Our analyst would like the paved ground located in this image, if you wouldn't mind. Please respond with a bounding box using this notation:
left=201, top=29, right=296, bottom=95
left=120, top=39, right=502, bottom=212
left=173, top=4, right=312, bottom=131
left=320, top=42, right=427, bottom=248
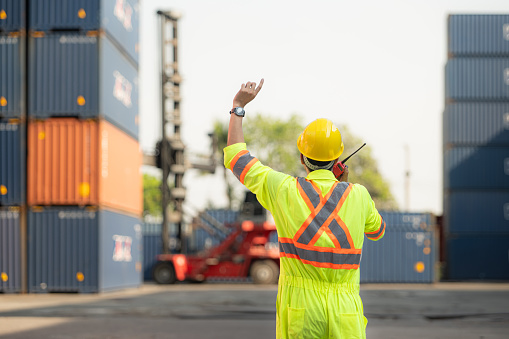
left=0, top=282, right=508, bottom=338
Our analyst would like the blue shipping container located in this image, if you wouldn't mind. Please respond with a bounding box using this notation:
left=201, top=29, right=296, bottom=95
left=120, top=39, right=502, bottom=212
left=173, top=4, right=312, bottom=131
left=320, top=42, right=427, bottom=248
left=28, top=207, right=142, bottom=293
left=446, top=234, right=509, bottom=280
left=443, top=103, right=509, bottom=146
left=0, top=0, right=25, bottom=32
left=0, top=33, right=24, bottom=118
left=0, top=119, right=25, bottom=205
left=360, top=212, right=436, bottom=283
left=444, top=147, right=509, bottom=189
left=448, top=15, right=509, bottom=57
left=445, top=58, right=509, bottom=101
left=28, top=0, right=139, bottom=64
left=29, top=32, right=139, bottom=139
left=142, top=221, right=162, bottom=281
left=445, top=191, right=509, bottom=234
left=0, top=207, right=21, bottom=293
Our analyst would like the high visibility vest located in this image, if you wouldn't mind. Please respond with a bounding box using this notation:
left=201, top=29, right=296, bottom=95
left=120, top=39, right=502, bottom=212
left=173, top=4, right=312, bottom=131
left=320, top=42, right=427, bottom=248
left=278, top=177, right=364, bottom=270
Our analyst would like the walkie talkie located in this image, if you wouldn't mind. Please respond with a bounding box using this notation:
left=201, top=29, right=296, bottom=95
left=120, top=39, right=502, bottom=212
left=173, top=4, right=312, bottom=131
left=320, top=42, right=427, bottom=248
left=333, top=143, right=366, bottom=179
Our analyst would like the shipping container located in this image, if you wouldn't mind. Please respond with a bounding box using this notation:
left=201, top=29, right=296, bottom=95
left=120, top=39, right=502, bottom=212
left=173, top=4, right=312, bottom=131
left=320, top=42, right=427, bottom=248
left=28, top=206, right=142, bottom=293
left=0, top=32, right=25, bottom=119
left=28, top=32, right=139, bottom=139
left=448, top=15, right=509, bottom=57
left=0, top=0, right=25, bottom=32
left=27, top=118, right=142, bottom=216
left=444, top=147, right=509, bottom=189
left=360, top=212, right=436, bottom=283
left=446, top=234, right=509, bottom=280
left=0, top=206, right=21, bottom=292
left=0, top=119, right=25, bottom=205
left=28, top=0, right=138, bottom=64
left=142, top=220, right=162, bottom=281
left=445, top=58, right=509, bottom=101
left=443, top=103, right=509, bottom=146
left=444, top=191, right=509, bottom=234
left=188, top=209, right=240, bottom=253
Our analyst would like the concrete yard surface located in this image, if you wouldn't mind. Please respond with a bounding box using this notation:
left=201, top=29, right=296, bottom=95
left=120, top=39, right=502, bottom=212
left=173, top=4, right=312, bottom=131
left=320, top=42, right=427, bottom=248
left=0, top=283, right=508, bottom=338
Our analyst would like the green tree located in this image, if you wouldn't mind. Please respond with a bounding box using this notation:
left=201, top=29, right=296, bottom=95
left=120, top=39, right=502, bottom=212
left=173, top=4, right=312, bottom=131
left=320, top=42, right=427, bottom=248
left=143, top=174, right=162, bottom=216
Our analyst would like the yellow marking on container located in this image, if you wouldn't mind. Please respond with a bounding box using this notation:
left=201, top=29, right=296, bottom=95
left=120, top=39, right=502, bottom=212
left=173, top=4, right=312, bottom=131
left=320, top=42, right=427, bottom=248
left=0, top=185, right=7, bottom=195
left=424, top=239, right=431, bottom=247
left=32, top=31, right=45, bottom=38
left=0, top=96, right=7, bottom=106
left=1, top=272, right=7, bottom=282
left=38, top=131, right=45, bottom=140
left=0, top=10, right=6, bottom=20
left=135, top=262, right=142, bottom=272
left=423, top=247, right=431, bottom=255
left=76, top=272, right=85, bottom=282
left=78, top=182, right=90, bottom=197
left=77, top=95, right=86, bottom=106
left=78, top=8, right=86, bottom=19
left=414, top=261, right=425, bottom=273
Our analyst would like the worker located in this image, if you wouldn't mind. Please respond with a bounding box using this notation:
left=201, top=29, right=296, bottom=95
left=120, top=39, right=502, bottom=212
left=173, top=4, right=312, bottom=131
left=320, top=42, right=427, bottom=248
left=224, top=79, right=386, bottom=338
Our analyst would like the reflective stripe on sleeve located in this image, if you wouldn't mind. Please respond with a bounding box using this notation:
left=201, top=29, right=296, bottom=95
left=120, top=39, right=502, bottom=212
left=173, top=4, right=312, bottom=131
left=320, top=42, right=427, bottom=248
left=365, top=215, right=386, bottom=240
left=230, top=150, right=258, bottom=184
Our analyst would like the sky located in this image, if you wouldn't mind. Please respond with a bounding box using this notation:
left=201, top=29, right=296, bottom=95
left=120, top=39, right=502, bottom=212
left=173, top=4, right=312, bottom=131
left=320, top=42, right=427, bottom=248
left=138, top=0, right=509, bottom=216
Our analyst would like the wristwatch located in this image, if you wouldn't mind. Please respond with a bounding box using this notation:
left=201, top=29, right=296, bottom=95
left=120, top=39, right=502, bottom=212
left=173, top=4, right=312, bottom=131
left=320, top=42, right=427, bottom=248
left=230, top=107, right=245, bottom=117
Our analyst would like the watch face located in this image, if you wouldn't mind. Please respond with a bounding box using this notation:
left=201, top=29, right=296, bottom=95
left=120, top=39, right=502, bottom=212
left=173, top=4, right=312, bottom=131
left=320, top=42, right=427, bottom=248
left=234, top=107, right=245, bottom=116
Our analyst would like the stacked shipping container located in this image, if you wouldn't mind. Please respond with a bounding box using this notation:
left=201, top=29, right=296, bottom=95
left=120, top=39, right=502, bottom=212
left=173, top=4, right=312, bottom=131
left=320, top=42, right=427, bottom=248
left=0, top=0, right=142, bottom=293
left=444, top=15, right=509, bottom=280
left=0, top=0, right=25, bottom=293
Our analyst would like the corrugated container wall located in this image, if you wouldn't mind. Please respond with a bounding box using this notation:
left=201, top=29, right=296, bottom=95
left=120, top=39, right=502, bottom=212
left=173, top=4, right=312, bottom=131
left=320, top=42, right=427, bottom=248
left=28, top=0, right=139, bottom=64
left=0, top=33, right=25, bottom=119
left=446, top=235, right=509, bottom=280
left=29, top=32, right=139, bottom=139
left=444, top=191, right=509, bottom=234
left=448, top=15, right=509, bottom=57
left=27, top=118, right=142, bottom=216
left=443, top=103, right=509, bottom=146
left=360, top=212, right=436, bottom=283
left=0, top=119, right=25, bottom=205
left=0, top=207, right=21, bottom=292
left=142, top=221, right=163, bottom=281
left=444, top=147, right=509, bottom=189
left=28, top=206, right=142, bottom=293
left=0, top=0, right=25, bottom=32
left=445, top=58, right=509, bottom=101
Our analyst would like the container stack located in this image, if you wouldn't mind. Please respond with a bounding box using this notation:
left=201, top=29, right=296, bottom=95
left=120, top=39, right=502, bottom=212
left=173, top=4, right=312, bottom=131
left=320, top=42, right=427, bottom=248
left=25, top=0, right=142, bottom=292
left=0, top=0, right=26, bottom=293
left=444, top=14, right=509, bottom=280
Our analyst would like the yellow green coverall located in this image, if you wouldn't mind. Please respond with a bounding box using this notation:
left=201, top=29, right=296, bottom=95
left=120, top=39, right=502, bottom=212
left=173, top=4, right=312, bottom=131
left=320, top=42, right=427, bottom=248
left=225, top=143, right=386, bottom=339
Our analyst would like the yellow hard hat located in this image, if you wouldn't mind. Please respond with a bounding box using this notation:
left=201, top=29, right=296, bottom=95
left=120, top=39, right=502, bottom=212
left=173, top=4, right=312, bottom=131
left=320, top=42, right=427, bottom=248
left=297, top=119, right=344, bottom=161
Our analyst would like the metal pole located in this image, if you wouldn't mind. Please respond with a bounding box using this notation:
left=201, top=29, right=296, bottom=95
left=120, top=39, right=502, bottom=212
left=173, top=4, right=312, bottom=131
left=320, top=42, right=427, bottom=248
left=159, top=14, right=170, bottom=255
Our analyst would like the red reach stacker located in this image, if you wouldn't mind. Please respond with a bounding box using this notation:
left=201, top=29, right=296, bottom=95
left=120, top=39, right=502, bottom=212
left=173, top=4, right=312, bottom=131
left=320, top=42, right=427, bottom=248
left=152, top=219, right=280, bottom=285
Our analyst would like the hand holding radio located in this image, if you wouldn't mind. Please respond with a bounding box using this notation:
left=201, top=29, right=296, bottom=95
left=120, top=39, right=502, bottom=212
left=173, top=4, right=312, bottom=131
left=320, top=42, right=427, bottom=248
left=333, top=143, right=366, bottom=181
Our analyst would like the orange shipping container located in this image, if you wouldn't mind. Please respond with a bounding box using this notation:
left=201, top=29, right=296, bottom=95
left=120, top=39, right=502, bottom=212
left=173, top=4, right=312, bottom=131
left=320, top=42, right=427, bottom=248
left=28, top=118, right=142, bottom=216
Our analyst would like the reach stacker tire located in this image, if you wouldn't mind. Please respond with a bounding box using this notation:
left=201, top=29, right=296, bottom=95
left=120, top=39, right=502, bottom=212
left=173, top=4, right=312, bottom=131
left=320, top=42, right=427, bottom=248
left=153, top=262, right=176, bottom=284
left=250, top=260, right=279, bottom=284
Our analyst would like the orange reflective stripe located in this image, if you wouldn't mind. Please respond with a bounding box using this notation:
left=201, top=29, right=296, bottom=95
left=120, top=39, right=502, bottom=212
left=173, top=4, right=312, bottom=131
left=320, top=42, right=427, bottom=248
left=230, top=150, right=248, bottom=171
left=366, top=216, right=386, bottom=240
left=231, top=150, right=259, bottom=184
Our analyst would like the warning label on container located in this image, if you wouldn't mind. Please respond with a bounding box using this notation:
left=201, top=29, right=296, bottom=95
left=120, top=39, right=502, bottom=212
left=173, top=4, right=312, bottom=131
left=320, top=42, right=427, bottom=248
left=112, top=235, right=133, bottom=262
